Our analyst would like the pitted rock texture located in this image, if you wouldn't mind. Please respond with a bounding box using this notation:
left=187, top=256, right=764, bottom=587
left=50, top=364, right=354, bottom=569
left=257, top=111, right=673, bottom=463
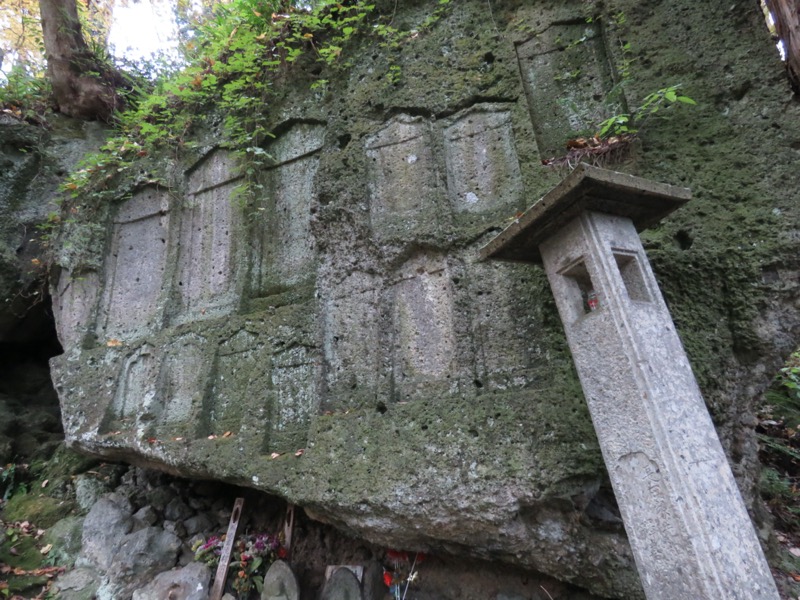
left=48, top=0, right=800, bottom=598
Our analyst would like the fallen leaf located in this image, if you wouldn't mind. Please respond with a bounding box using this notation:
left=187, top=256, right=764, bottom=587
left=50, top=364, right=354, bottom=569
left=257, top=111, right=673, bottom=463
left=40, top=544, right=52, bottom=555
left=294, top=449, right=304, bottom=457
left=173, top=437, right=184, bottom=442
left=147, top=438, right=157, bottom=444
left=790, top=547, right=800, bottom=557
left=222, top=431, right=232, bottom=438
left=41, top=479, right=48, bottom=488
left=270, top=452, right=281, bottom=459
left=31, top=258, right=41, bottom=266
left=208, top=434, right=217, bottom=440
left=106, top=338, right=123, bottom=347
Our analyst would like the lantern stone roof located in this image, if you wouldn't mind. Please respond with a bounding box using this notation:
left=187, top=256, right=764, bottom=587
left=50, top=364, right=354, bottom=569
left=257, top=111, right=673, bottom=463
left=479, top=163, right=691, bottom=264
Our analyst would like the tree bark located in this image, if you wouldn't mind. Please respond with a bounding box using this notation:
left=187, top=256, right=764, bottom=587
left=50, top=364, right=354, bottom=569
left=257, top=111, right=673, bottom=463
left=38, top=0, right=125, bottom=120
left=767, top=0, right=800, bottom=93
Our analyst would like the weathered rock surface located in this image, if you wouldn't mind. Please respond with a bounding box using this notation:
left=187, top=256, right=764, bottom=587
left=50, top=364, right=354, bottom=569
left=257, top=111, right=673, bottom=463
left=131, top=562, right=212, bottom=600
left=43, top=0, right=800, bottom=598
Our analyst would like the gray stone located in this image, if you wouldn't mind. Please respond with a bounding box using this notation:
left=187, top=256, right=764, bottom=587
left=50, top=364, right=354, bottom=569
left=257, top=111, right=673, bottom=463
left=485, top=165, right=779, bottom=599
left=321, top=271, right=383, bottom=403
left=75, top=474, right=113, bottom=512
left=133, top=505, right=159, bottom=527
left=516, top=20, right=623, bottom=158
left=157, top=334, right=208, bottom=428
left=131, top=562, right=212, bottom=600
left=175, top=151, right=243, bottom=324
left=52, top=269, right=100, bottom=350
left=105, top=527, right=182, bottom=597
left=251, top=122, right=325, bottom=290
left=78, top=496, right=134, bottom=571
left=163, top=519, right=187, bottom=538
left=391, top=252, right=456, bottom=400
left=51, top=567, right=101, bottom=600
left=183, top=513, right=213, bottom=536
left=321, top=567, right=362, bottom=600
left=43, top=516, right=85, bottom=568
left=261, top=559, right=299, bottom=600
left=164, top=497, right=193, bottom=521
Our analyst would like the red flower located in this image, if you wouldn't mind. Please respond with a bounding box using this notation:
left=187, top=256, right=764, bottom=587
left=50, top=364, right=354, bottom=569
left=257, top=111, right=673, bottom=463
left=383, top=571, right=393, bottom=587
left=277, top=546, right=288, bottom=559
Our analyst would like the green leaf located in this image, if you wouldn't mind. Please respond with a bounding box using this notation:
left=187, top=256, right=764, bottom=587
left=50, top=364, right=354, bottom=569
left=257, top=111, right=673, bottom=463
left=664, top=89, right=678, bottom=102
left=676, top=95, right=697, bottom=105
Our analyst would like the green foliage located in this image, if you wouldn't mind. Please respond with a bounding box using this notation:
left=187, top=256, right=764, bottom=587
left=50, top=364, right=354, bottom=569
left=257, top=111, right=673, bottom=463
left=53, top=0, right=453, bottom=248
left=758, top=351, right=800, bottom=533
left=1, top=464, right=27, bottom=504
left=0, top=65, right=51, bottom=122
left=596, top=84, right=696, bottom=139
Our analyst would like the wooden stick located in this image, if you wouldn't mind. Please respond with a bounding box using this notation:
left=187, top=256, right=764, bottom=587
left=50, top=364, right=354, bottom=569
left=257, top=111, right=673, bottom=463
left=209, top=497, right=244, bottom=600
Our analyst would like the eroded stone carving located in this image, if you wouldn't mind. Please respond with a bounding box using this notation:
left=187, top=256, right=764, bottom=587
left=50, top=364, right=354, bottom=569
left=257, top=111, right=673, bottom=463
left=53, top=269, right=100, bottom=349
left=516, top=21, right=623, bottom=158
left=365, top=115, right=442, bottom=240
left=176, top=151, right=243, bottom=323
left=158, top=334, right=208, bottom=427
left=391, top=253, right=455, bottom=400
left=106, top=344, right=159, bottom=433
left=251, top=122, right=325, bottom=292
left=322, top=271, right=383, bottom=405
left=268, top=345, right=318, bottom=452
left=442, top=104, right=523, bottom=214
left=207, top=330, right=264, bottom=438
left=95, top=187, right=170, bottom=341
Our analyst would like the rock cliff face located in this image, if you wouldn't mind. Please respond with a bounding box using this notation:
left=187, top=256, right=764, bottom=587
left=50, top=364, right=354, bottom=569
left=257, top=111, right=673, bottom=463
left=36, top=0, right=800, bottom=598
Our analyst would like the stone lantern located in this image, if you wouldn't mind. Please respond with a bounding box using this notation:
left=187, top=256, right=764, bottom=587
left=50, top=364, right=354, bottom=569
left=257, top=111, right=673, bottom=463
left=480, top=164, right=778, bottom=600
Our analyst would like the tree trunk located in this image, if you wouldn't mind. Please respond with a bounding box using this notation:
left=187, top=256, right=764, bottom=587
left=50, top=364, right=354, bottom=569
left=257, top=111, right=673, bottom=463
left=38, top=0, right=125, bottom=120
left=767, top=0, right=800, bottom=93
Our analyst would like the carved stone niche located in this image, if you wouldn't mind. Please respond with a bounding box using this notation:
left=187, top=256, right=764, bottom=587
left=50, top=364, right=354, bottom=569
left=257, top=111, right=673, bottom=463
left=250, top=121, right=326, bottom=295
left=516, top=19, right=625, bottom=158
left=441, top=104, right=524, bottom=215
left=52, top=268, right=100, bottom=350
left=175, top=150, right=244, bottom=324
left=321, top=271, right=384, bottom=408
left=365, top=114, right=444, bottom=243
left=389, top=252, right=457, bottom=402
left=95, top=186, right=171, bottom=342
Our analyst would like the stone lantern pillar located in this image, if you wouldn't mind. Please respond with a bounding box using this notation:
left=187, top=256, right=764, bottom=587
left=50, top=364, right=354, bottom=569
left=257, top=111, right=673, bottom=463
left=480, top=164, right=778, bottom=600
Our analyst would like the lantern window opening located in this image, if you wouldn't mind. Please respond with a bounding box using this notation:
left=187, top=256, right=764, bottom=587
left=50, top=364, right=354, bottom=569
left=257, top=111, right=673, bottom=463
left=612, top=249, right=651, bottom=304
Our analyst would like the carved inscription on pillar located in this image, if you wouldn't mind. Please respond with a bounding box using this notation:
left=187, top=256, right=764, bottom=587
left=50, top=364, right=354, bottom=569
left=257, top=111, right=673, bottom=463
left=207, top=331, right=265, bottom=437
left=322, top=271, right=383, bottom=404
left=252, top=122, right=325, bottom=292
left=53, top=269, right=100, bottom=349
left=391, top=253, right=455, bottom=400
left=96, top=187, right=170, bottom=341
left=177, top=151, right=242, bottom=322
left=106, top=344, right=158, bottom=430
left=516, top=21, right=624, bottom=158
left=267, top=345, right=318, bottom=453
left=158, top=334, right=208, bottom=426
left=365, top=115, right=442, bottom=240
left=442, top=104, right=524, bottom=214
